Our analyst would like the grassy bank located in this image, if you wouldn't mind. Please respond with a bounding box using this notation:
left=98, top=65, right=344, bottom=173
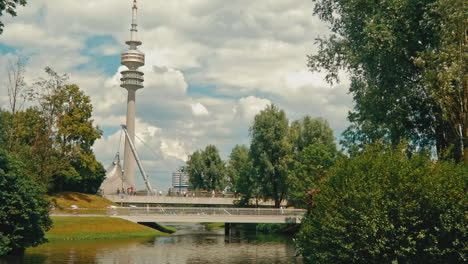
left=201, top=222, right=225, bottom=231
left=48, top=192, right=117, bottom=210
left=47, top=216, right=168, bottom=240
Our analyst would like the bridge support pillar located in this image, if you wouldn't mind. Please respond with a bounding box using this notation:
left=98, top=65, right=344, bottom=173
left=225, top=223, right=231, bottom=236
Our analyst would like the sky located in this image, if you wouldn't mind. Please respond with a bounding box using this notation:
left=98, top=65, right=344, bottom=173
left=0, top=0, right=352, bottom=191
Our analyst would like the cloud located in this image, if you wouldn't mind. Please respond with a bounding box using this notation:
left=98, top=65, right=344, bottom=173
left=191, top=102, right=209, bottom=116
left=234, top=96, right=271, bottom=122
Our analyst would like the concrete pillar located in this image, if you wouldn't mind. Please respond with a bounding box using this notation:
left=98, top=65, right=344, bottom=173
left=225, top=223, right=231, bottom=236
left=123, top=89, right=136, bottom=187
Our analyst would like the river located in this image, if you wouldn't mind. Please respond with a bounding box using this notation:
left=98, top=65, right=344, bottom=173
left=1, top=224, right=302, bottom=264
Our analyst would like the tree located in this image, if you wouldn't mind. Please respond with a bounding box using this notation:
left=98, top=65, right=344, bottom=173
left=0, top=150, right=51, bottom=256
left=187, top=150, right=204, bottom=190
left=250, top=104, right=291, bottom=207
left=187, top=145, right=226, bottom=191
left=226, top=145, right=249, bottom=192
left=308, top=0, right=464, bottom=161
left=289, top=116, right=336, bottom=153
left=50, top=84, right=105, bottom=193
left=0, top=0, right=27, bottom=34
left=297, top=144, right=467, bottom=263
left=288, top=143, right=336, bottom=208
left=2, top=67, right=105, bottom=194
left=288, top=116, right=338, bottom=208
left=4, top=57, right=28, bottom=151
left=227, top=145, right=261, bottom=205
left=415, top=0, right=467, bottom=163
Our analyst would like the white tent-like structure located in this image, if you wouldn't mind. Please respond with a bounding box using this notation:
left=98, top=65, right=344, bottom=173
left=99, top=153, right=131, bottom=195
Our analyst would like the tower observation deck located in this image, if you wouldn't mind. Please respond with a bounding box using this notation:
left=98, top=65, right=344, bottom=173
left=121, top=0, right=145, bottom=187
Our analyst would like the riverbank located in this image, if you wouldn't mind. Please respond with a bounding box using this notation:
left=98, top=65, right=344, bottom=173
left=46, top=216, right=170, bottom=240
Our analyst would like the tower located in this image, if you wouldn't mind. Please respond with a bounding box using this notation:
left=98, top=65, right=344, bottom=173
left=121, top=0, right=145, bottom=188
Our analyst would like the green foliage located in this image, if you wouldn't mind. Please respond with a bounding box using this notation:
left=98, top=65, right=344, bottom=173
left=288, top=116, right=338, bottom=208
left=187, top=145, right=226, bottom=191
left=0, top=150, right=51, bottom=256
left=309, top=0, right=464, bottom=161
left=415, top=0, right=467, bottom=163
left=1, top=67, right=105, bottom=194
left=250, top=104, right=291, bottom=207
left=227, top=145, right=260, bottom=205
left=297, top=144, right=467, bottom=263
left=288, top=143, right=336, bottom=208
left=0, top=0, right=27, bottom=34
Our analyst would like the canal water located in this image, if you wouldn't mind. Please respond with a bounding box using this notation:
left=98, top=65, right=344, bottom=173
left=1, top=224, right=302, bottom=264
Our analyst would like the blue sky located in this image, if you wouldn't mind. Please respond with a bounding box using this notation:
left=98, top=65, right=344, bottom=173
left=0, top=0, right=352, bottom=191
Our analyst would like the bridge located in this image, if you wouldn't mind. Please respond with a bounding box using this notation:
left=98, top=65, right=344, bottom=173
left=108, top=207, right=305, bottom=224
left=103, top=194, right=287, bottom=206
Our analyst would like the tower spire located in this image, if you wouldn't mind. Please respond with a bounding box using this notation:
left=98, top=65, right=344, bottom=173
left=130, top=0, right=139, bottom=43
left=120, top=0, right=146, bottom=188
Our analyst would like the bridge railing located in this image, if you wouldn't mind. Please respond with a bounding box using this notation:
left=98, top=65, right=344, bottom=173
left=106, top=207, right=306, bottom=217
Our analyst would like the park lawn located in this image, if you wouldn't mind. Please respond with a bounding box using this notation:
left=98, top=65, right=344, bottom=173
left=47, top=216, right=167, bottom=240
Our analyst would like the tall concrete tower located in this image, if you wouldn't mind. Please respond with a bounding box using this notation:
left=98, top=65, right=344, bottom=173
left=121, top=0, right=145, bottom=187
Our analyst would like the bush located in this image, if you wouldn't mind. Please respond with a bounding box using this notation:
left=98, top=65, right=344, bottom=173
left=297, top=144, right=467, bottom=263
left=0, top=151, right=52, bottom=256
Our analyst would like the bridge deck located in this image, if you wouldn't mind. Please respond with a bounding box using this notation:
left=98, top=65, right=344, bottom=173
left=109, top=207, right=305, bottom=224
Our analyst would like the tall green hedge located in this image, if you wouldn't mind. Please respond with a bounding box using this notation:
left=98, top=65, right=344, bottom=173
left=297, top=144, right=467, bottom=263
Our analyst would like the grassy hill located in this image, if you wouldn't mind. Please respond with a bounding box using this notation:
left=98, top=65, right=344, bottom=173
left=48, top=192, right=117, bottom=209
left=45, top=192, right=173, bottom=240
left=47, top=217, right=166, bottom=240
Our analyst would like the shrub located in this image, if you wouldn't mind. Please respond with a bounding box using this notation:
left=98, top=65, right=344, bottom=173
left=297, top=144, right=467, bottom=263
left=0, top=151, right=52, bottom=256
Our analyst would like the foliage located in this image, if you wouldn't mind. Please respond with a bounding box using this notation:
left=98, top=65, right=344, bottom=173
left=187, top=145, right=226, bottom=191
left=0, top=150, right=51, bottom=256
left=415, top=0, right=467, bottom=163
left=297, top=144, right=467, bottom=263
left=249, top=104, right=291, bottom=207
left=227, top=145, right=261, bottom=206
left=308, top=0, right=465, bottom=162
left=288, top=143, right=336, bottom=208
left=1, top=67, right=105, bottom=194
left=0, top=0, right=26, bottom=34
left=288, top=116, right=338, bottom=208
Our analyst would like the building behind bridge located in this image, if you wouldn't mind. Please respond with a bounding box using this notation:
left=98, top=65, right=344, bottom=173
left=170, top=166, right=189, bottom=195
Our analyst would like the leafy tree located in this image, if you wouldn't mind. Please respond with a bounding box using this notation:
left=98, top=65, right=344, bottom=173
left=415, top=0, right=467, bottom=163
left=0, top=150, right=51, bottom=256
left=0, top=0, right=26, bottom=34
left=288, top=143, right=336, bottom=208
left=2, top=67, right=105, bottom=194
left=187, top=145, right=226, bottom=191
left=226, top=145, right=249, bottom=192
left=227, top=145, right=261, bottom=205
left=289, top=116, right=336, bottom=153
left=288, top=116, right=338, bottom=208
left=187, top=150, right=204, bottom=190
left=250, top=104, right=291, bottom=207
left=308, top=0, right=464, bottom=161
left=297, top=144, right=467, bottom=263
left=49, top=84, right=105, bottom=193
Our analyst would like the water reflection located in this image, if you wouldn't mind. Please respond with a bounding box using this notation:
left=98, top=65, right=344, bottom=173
left=1, top=224, right=302, bottom=264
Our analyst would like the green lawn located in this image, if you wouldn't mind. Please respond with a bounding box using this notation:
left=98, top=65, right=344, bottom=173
left=47, top=216, right=168, bottom=240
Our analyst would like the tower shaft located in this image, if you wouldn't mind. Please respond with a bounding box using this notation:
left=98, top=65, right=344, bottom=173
left=123, top=90, right=136, bottom=187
